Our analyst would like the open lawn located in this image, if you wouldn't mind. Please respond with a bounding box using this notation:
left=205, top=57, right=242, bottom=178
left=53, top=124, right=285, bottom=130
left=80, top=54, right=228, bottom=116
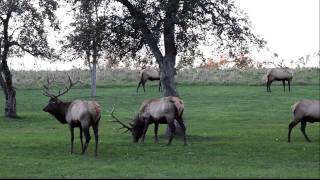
left=0, top=84, right=319, bottom=178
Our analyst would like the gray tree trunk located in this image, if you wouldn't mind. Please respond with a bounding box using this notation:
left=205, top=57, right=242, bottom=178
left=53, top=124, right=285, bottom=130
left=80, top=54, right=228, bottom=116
left=0, top=65, right=17, bottom=118
left=91, top=61, right=97, bottom=97
left=5, top=88, right=17, bottom=118
left=0, top=16, right=17, bottom=118
left=160, top=55, right=186, bottom=136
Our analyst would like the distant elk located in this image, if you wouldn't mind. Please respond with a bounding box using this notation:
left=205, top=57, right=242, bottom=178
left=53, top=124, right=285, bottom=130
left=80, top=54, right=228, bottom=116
left=137, top=69, right=161, bottom=93
left=42, top=75, right=101, bottom=156
left=136, top=68, right=177, bottom=93
left=266, top=68, right=293, bottom=92
left=288, top=99, right=320, bottom=142
left=110, top=96, right=187, bottom=145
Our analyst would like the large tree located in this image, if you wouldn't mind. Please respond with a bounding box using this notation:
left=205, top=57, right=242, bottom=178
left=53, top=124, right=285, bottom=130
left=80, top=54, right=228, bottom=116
left=62, top=0, right=107, bottom=97
left=0, top=0, right=59, bottom=118
left=105, top=0, right=266, bottom=97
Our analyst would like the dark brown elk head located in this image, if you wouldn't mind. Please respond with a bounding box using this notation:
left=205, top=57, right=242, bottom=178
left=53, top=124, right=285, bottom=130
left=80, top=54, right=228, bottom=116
left=110, top=106, right=146, bottom=143
left=42, top=74, right=79, bottom=124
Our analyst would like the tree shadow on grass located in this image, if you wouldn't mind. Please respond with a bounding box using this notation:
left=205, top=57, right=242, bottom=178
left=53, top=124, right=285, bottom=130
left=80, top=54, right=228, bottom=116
left=1, top=115, right=26, bottom=122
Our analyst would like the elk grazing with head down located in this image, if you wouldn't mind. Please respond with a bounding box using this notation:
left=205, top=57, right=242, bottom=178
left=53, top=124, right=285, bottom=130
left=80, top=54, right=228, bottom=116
left=42, top=75, right=101, bottom=156
left=110, top=96, right=187, bottom=145
left=288, top=99, right=320, bottom=142
left=266, top=68, right=293, bottom=92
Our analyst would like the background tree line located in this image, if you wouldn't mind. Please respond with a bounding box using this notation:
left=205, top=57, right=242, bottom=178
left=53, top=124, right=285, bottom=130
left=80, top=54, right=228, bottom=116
left=0, top=0, right=280, bottom=118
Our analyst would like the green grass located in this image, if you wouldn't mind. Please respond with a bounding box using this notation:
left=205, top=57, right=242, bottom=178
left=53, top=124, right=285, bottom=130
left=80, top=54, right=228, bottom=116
left=0, top=84, right=319, bottom=178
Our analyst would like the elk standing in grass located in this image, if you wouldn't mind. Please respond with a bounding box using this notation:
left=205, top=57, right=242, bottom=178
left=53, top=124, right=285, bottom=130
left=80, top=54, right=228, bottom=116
left=110, top=96, right=187, bottom=145
left=288, top=99, right=320, bottom=142
left=136, top=69, right=161, bottom=93
left=42, top=75, right=101, bottom=156
left=266, top=68, right=293, bottom=92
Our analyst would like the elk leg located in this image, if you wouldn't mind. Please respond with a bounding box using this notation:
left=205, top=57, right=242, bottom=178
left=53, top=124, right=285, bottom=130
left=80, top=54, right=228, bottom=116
left=69, top=125, right=74, bottom=154
left=300, top=120, right=311, bottom=142
left=141, top=118, right=150, bottom=143
left=81, top=127, right=91, bottom=155
left=93, top=124, right=99, bottom=157
left=79, top=126, right=84, bottom=152
left=136, top=80, right=143, bottom=93
left=154, top=122, right=159, bottom=143
left=288, top=119, right=300, bottom=142
left=158, top=81, right=162, bottom=92
left=288, top=80, right=291, bottom=92
left=167, top=122, right=176, bottom=146
left=142, top=81, right=146, bottom=92
left=176, top=118, right=187, bottom=146
left=267, top=80, right=272, bottom=92
left=282, top=80, right=286, bottom=92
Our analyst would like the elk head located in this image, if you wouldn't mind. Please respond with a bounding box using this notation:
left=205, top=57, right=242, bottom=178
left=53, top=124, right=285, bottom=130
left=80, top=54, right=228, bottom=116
left=110, top=105, right=145, bottom=143
left=42, top=74, right=80, bottom=122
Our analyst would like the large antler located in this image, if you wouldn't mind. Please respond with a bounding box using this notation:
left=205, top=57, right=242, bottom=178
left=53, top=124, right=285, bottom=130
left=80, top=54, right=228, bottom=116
left=42, top=75, right=56, bottom=98
left=109, top=105, right=132, bottom=132
left=42, top=74, right=80, bottom=99
left=55, top=74, right=80, bottom=98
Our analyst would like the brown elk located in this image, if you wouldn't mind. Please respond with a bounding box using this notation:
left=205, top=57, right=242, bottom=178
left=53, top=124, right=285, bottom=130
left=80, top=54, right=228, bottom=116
left=137, top=69, right=161, bottom=93
left=42, top=75, right=101, bottom=156
left=136, top=68, right=177, bottom=93
left=110, top=96, right=187, bottom=145
left=288, top=99, right=320, bottom=142
left=266, top=68, right=293, bottom=92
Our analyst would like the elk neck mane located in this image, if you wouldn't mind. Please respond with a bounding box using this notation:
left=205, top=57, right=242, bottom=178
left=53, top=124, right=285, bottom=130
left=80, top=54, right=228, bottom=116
left=49, top=101, right=72, bottom=124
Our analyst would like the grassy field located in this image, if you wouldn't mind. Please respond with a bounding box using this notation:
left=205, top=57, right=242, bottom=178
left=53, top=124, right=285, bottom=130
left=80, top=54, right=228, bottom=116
left=0, top=84, right=319, bottom=178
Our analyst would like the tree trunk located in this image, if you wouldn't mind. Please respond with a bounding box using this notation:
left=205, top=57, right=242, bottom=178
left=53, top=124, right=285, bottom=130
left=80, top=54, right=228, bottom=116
left=5, top=87, right=17, bottom=118
left=0, top=15, right=17, bottom=118
left=160, top=56, right=179, bottom=97
left=91, top=60, right=97, bottom=97
left=160, top=55, right=186, bottom=136
left=0, top=65, right=17, bottom=118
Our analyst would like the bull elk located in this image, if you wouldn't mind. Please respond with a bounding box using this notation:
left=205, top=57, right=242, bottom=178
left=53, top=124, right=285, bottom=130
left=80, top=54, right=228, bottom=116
left=288, top=99, right=320, bottom=142
left=42, top=74, right=101, bottom=156
left=110, top=96, right=187, bottom=145
left=266, top=68, right=293, bottom=92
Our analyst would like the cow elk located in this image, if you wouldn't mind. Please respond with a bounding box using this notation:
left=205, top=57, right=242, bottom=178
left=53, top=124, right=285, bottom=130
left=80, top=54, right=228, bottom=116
left=266, top=68, right=293, bottom=92
left=137, top=69, right=161, bottom=93
left=110, top=96, right=187, bottom=145
left=288, top=99, right=320, bottom=142
left=136, top=68, right=177, bottom=93
left=42, top=74, right=101, bottom=156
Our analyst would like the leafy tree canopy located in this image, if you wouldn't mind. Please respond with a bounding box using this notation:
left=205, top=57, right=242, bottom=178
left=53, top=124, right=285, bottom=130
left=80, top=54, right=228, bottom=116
left=104, top=0, right=266, bottom=68
left=0, top=0, right=59, bottom=60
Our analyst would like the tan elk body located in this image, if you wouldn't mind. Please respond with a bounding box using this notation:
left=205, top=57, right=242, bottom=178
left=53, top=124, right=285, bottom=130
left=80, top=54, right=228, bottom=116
left=66, top=100, right=101, bottom=127
left=288, top=99, right=320, bottom=142
left=266, top=68, right=293, bottom=92
left=137, top=69, right=161, bottom=93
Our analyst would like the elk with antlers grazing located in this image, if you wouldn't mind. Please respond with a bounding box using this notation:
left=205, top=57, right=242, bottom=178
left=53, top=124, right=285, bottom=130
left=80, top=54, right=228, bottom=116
left=266, top=68, right=293, bottom=92
left=288, top=99, right=320, bottom=142
left=42, top=75, right=101, bottom=156
left=110, top=96, right=187, bottom=145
